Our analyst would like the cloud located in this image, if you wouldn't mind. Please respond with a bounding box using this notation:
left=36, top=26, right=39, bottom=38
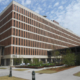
left=34, top=6, right=42, bottom=13
left=58, top=6, right=63, bottom=10
left=54, top=2, right=59, bottom=7
left=56, top=0, right=80, bottom=36
left=0, top=0, right=9, bottom=4
left=61, top=1, right=67, bottom=4
left=21, top=0, right=31, bottom=6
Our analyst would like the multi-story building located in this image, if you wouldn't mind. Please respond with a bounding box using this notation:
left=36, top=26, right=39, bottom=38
left=0, top=1, right=80, bottom=66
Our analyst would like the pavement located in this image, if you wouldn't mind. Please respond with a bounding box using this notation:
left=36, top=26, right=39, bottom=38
left=0, top=66, right=80, bottom=80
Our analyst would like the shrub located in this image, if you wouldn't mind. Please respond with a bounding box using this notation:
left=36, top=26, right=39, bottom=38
left=62, top=49, right=76, bottom=67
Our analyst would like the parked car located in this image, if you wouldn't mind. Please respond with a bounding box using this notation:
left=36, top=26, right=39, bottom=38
left=26, top=63, right=30, bottom=66
left=20, top=63, right=25, bottom=66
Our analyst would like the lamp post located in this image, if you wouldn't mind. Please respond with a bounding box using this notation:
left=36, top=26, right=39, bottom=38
left=32, top=71, right=35, bottom=80
left=9, top=66, right=12, bottom=77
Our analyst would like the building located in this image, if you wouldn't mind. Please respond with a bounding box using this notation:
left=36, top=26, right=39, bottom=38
left=0, top=1, right=80, bottom=66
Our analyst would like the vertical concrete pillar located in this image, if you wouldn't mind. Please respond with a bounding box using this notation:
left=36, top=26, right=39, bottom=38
left=0, top=48, right=1, bottom=66
left=51, top=58, right=53, bottom=63
left=31, top=58, right=33, bottom=63
left=39, top=58, right=41, bottom=62
left=45, top=58, right=47, bottom=63
left=4, top=59, right=6, bottom=66
left=10, top=58, right=13, bottom=66
left=21, top=58, right=24, bottom=63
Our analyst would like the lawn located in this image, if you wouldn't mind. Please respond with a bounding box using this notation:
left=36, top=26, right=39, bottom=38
left=0, top=76, right=28, bottom=80
left=74, top=71, right=80, bottom=77
left=36, top=66, right=76, bottom=74
left=13, top=69, right=28, bottom=71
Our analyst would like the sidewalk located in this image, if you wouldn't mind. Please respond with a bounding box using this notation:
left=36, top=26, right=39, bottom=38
left=0, top=66, right=80, bottom=80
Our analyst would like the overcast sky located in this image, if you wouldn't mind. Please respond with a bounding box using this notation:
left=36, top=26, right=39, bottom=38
left=0, top=0, right=80, bottom=36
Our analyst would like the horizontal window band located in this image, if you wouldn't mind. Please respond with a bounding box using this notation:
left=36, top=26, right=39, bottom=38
left=0, top=10, right=80, bottom=42
left=1, top=27, right=77, bottom=46
left=0, top=35, right=68, bottom=48
left=0, top=26, right=79, bottom=46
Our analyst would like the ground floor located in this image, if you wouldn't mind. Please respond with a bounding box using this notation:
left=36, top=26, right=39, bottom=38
left=0, top=57, right=61, bottom=66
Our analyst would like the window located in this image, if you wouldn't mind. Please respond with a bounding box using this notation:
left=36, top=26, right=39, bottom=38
left=24, top=17, right=25, bottom=22
left=22, top=16, right=23, bottom=21
left=14, top=12, right=15, bottom=18
left=17, top=14, right=18, bottom=19
left=24, top=24, right=25, bottom=30
left=17, top=6, right=18, bottom=11
left=19, top=38, right=20, bottom=45
left=19, top=22, right=20, bottom=28
left=14, top=20, right=15, bottom=26
left=19, top=7, right=20, bottom=12
left=16, top=47, right=17, bottom=54
left=26, top=11, right=27, bottom=15
left=19, top=48, right=20, bottom=55
left=16, top=38, right=17, bottom=44
left=14, top=5, right=15, bottom=10
left=24, top=10, right=25, bottom=14
left=19, top=15, right=20, bottom=20
left=19, top=30, right=20, bottom=36
left=13, top=38, right=14, bottom=44
left=13, top=47, right=14, bottom=54
left=28, top=12, right=29, bottom=16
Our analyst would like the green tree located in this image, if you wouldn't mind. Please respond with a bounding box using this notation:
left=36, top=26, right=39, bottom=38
left=62, top=49, right=76, bottom=67
left=75, top=54, right=80, bottom=65
left=52, top=50, right=60, bottom=64
left=24, top=59, right=30, bottom=64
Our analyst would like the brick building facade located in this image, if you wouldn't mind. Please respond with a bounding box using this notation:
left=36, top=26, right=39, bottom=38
left=0, top=1, right=80, bottom=66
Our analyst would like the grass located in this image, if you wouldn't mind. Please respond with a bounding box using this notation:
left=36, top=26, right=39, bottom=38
left=13, top=69, right=28, bottom=71
left=74, top=71, right=80, bottom=77
left=0, top=76, right=28, bottom=80
left=36, top=66, right=76, bottom=74
left=35, top=69, right=56, bottom=74
left=0, top=68, right=7, bottom=69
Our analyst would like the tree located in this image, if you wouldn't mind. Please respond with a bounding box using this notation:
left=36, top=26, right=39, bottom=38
left=75, top=54, right=80, bottom=65
left=62, top=49, right=76, bottom=67
left=52, top=51, right=60, bottom=63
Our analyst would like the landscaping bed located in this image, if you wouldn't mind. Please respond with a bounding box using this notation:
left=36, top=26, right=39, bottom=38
left=36, top=66, right=76, bottom=74
left=15, top=66, right=44, bottom=69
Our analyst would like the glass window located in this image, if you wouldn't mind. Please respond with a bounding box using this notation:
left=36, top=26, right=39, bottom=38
left=17, top=6, right=18, bottom=11
left=19, top=15, right=20, bottom=20
left=14, top=12, right=15, bottom=18
left=13, top=47, right=14, bottom=54
left=16, top=47, right=17, bottom=54
left=19, top=7, right=20, bottom=12
left=14, top=20, right=15, bottom=26
left=14, top=5, right=15, bottom=10
left=17, top=14, right=18, bottom=19
left=24, top=10, right=25, bottom=14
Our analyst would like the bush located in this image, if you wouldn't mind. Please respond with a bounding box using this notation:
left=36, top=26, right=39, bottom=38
left=24, top=59, right=30, bottom=64
left=75, top=54, right=80, bottom=65
left=62, top=49, right=76, bottom=67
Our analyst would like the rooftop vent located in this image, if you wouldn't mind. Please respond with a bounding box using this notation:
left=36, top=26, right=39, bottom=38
left=53, top=20, right=59, bottom=25
left=43, top=15, right=47, bottom=18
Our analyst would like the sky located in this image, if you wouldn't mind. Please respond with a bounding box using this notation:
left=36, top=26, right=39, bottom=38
left=0, top=0, right=80, bottom=36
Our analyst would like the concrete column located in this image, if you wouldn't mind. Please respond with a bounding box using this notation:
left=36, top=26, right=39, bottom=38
left=51, top=58, right=53, bottom=63
left=45, top=58, right=47, bottom=63
left=31, top=58, right=33, bottom=63
left=21, top=58, right=24, bottom=63
left=39, top=58, right=41, bottom=62
left=4, top=59, right=6, bottom=66
left=10, top=58, right=13, bottom=66
left=0, top=48, right=1, bottom=66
